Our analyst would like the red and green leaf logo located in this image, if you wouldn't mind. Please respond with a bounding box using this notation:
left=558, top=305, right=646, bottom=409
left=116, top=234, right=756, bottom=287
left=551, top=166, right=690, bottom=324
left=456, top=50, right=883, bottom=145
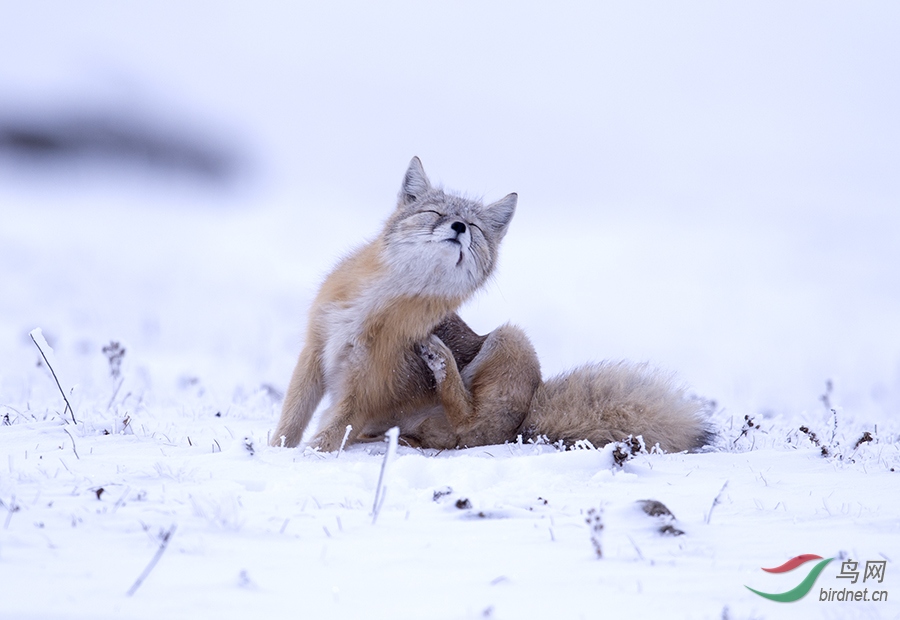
left=746, top=554, right=834, bottom=602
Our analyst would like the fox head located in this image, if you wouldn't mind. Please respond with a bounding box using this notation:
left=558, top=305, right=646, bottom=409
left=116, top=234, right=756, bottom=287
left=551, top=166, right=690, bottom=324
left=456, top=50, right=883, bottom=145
left=381, top=157, right=516, bottom=299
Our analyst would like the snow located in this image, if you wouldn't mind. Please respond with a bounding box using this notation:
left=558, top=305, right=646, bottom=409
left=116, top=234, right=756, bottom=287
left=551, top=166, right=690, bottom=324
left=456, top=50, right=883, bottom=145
left=1, top=405, right=896, bottom=619
left=1, top=2, right=899, bottom=619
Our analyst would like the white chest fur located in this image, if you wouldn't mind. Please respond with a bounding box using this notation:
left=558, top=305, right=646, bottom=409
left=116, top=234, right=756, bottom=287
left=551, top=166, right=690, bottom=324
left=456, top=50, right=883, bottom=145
left=319, top=282, right=392, bottom=390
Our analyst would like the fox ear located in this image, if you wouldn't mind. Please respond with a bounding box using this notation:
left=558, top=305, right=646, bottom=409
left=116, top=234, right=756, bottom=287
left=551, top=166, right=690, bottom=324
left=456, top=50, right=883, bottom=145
left=483, top=193, right=517, bottom=240
left=399, top=156, right=431, bottom=206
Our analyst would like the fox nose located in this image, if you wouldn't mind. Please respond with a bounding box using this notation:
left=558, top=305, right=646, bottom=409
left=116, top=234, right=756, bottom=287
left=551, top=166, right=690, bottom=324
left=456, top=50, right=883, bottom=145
left=450, top=221, right=467, bottom=235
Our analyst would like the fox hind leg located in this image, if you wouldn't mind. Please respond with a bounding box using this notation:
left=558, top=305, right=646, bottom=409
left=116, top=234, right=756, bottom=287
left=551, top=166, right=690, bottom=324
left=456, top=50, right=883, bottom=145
left=417, top=324, right=542, bottom=447
left=457, top=324, right=541, bottom=445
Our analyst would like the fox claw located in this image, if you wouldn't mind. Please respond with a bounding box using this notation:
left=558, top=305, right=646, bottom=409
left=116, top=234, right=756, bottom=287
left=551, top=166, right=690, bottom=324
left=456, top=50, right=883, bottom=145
left=418, top=335, right=449, bottom=383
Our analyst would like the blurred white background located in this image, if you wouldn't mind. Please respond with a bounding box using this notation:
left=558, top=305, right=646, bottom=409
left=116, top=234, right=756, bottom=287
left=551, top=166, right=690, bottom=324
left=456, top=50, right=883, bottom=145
left=1, top=1, right=898, bottom=424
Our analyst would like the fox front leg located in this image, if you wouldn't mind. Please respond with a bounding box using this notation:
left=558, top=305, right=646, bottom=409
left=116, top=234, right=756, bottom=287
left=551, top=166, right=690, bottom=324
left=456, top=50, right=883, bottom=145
left=271, top=348, right=325, bottom=448
left=308, top=400, right=357, bottom=452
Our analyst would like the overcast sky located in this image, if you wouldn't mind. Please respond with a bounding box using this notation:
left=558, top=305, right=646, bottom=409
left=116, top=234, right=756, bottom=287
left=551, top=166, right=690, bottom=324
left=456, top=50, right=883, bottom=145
left=2, top=1, right=898, bottom=219
left=2, top=2, right=898, bottom=416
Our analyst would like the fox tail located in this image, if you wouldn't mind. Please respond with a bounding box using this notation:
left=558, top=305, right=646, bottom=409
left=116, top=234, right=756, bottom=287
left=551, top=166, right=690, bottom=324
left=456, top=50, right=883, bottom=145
left=520, top=360, right=714, bottom=453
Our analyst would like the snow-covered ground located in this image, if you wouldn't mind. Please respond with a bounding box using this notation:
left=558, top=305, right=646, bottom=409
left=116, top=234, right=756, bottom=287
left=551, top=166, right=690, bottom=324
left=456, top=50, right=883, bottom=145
left=2, top=2, right=899, bottom=619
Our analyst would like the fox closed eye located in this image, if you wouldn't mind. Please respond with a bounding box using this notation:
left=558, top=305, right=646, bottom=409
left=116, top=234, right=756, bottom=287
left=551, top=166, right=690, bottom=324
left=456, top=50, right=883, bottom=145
left=418, top=210, right=481, bottom=236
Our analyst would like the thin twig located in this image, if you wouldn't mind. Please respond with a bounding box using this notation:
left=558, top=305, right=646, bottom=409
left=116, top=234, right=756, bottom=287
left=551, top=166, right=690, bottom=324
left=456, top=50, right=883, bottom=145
left=107, top=377, right=124, bottom=411
left=62, top=428, right=80, bottom=460
left=372, top=427, right=399, bottom=524
left=126, top=524, right=177, bottom=596
left=336, top=425, right=352, bottom=459
left=112, top=487, right=131, bottom=514
left=29, top=329, right=77, bottom=424
left=2, top=496, right=20, bottom=530
left=627, top=534, right=645, bottom=561
left=830, top=408, right=838, bottom=445
left=706, top=481, right=729, bottom=525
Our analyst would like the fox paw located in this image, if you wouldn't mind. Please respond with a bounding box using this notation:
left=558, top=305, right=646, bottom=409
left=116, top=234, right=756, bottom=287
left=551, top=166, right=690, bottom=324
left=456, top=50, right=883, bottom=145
left=418, top=335, right=449, bottom=383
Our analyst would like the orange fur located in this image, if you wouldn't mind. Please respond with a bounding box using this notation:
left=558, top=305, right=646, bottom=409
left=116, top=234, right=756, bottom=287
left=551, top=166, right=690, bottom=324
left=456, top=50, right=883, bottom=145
left=272, top=157, right=710, bottom=454
left=271, top=157, right=516, bottom=449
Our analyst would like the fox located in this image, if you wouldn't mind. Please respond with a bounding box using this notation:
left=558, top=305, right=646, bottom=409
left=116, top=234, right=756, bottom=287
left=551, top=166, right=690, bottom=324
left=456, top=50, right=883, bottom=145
left=271, top=157, right=523, bottom=451
left=271, top=157, right=711, bottom=453
left=414, top=316, right=712, bottom=452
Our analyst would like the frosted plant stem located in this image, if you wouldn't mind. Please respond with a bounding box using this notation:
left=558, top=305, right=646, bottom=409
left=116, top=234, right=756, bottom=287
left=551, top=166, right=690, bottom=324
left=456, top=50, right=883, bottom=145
left=372, top=427, right=399, bottom=524
left=2, top=496, right=20, bottom=529
left=706, top=481, right=729, bottom=525
left=127, top=524, right=177, bottom=597
left=62, top=428, right=80, bottom=460
left=107, top=377, right=125, bottom=411
left=337, top=425, right=353, bottom=459
left=29, top=328, right=77, bottom=425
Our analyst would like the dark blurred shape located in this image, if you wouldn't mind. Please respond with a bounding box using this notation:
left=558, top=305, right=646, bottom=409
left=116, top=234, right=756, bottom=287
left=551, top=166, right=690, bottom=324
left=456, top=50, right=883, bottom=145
left=0, top=110, right=243, bottom=184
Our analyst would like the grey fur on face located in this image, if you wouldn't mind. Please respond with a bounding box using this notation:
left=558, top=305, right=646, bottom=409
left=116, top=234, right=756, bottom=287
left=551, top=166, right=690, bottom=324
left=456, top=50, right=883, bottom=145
left=382, top=157, right=516, bottom=298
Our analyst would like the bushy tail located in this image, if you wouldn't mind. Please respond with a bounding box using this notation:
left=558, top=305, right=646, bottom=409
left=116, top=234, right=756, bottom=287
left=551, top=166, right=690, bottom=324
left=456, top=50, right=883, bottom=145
left=520, top=361, right=713, bottom=453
